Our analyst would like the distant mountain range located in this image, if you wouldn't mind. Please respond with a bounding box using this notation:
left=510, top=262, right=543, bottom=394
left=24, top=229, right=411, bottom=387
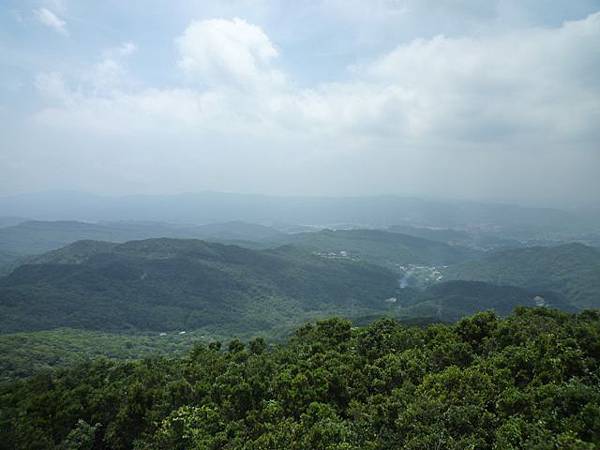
left=0, top=219, right=282, bottom=257
left=387, top=225, right=525, bottom=250
left=269, top=228, right=479, bottom=268
left=2, top=236, right=598, bottom=338
left=0, top=220, right=482, bottom=275
left=1, top=197, right=598, bottom=339
left=0, top=191, right=595, bottom=234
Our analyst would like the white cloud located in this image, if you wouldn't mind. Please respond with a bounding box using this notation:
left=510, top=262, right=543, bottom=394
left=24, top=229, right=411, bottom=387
left=34, top=72, right=70, bottom=102
left=176, top=18, right=284, bottom=89
left=25, top=12, right=600, bottom=201
left=33, top=13, right=600, bottom=143
left=89, top=59, right=128, bottom=95
left=104, top=41, right=138, bottom=59
left=356, top=11, right=600, bottom=142
left=33, top=7, right=68, bottom=36
left=80, top=42, right=139, bottom=96
left=117, top=41, right=137, bottom=56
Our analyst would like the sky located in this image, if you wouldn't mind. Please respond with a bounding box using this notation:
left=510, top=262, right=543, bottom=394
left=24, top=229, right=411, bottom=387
left=1, top=0, right=599, bottom=206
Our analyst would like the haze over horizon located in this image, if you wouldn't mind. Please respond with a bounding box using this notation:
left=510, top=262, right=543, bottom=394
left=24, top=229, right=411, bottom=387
left=1, top=188, right=599, bottom=211
left=1, top=1, right=600, bottom=207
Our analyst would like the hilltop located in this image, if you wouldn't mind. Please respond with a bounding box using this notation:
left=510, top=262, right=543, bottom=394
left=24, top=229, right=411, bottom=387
left=270, top=229, right=479, bottom=268
left=0, top=238, right=399, bottom=335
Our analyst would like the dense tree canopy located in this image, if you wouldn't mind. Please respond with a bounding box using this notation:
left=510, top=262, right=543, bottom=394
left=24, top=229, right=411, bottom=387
left=0, top=239, right=399, bottom=334
left=1, top=308, right=599, bottom=449
left=444, top=243, right=600, bottom=309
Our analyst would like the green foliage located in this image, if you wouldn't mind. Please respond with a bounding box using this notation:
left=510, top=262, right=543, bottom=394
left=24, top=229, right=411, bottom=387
left=60, top=419, right=98, bottom=450
left=444, top=243, right=600, bottom=308
left=0, top=328, right=228, bottom=382
left=1, top=308, right=599, bottom=449
left=397, top=280, right=576, bottom=321
left=274, top=228, right=479, bottom=268
left=0, top=238, right=399, bottom=334
left=0, top=220, right=283, bottom=257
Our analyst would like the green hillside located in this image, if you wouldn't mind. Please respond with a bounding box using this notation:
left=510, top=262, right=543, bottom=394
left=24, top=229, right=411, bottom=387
left=0, top=328, right=214, bottom=383
left=1, top=279, right=581, bottom=383
left=1, top=308, right=598, bottom=449
left=0, top=250, right=19, bottom=275
left=271, top=229, right=479, bottom=269
left=387, top=225, right=523, bottom=250
left=397, top=280, right=575, bottom=322
left=443, top=243, right=600, bottom=308
left=0, top=316, right=450, bottom=383
left=0, top=220, right=283, bottom=258
left=0, top=238, right=399, bottom=335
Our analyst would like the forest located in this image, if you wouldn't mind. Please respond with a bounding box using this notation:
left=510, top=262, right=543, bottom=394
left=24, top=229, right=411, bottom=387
left=1, top=308, right=599, bottom=449
left=3, top=1, right=600, bottom=448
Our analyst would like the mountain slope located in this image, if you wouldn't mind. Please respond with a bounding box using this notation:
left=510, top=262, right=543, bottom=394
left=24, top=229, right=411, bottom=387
left=443, top=243, right=600, bottom=308
left=397, top=280, right=575, bottom=321
left=387, top=225, right=524, bottom=250
left=0, top=220, right=283, bottom=258
left=0, top=239, right=399, bottom=334
left=270, top=229, right=480, bottom=268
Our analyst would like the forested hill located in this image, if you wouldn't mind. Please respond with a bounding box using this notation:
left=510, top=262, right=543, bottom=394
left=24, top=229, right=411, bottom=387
left=1, top=308, right=599, bottom=449
left=396, top=280, right=575, bottom=321
left=0, top=220, right=283, bottom=258
left=444, top=243, right=600, bottom=308
left=270, top=229, right=480, bottom=268
left=0, top=238, right=399, bottom=334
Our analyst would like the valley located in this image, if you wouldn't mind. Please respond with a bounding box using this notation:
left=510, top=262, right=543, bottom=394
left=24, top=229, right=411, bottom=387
left=0, top=211, right=599, bottom=385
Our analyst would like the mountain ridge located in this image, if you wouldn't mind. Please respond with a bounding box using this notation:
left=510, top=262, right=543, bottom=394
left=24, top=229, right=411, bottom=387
left=443, top=243, right=600, bottom=308
left=0, top=238, right=399, bottom=334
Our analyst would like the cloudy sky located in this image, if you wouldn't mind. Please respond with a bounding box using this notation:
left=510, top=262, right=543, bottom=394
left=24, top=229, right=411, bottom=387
left=1, top=0, right=599, bottom=206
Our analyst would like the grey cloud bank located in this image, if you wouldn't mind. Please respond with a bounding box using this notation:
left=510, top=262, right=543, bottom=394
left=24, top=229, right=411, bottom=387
left=0, top=1, right=599, bottom=207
